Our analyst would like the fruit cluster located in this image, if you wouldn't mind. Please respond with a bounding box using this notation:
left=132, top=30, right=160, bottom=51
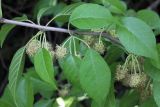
left=115, top=54, right=148, bottom=88
left=115, top=54, right=152, bottom=102
left=26, top=39, right=67, bottom=59
left=83, top=35, right=105, bottom=54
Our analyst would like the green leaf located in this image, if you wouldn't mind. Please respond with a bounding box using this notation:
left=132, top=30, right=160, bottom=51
left=125, top=9, right=137, bottom=17
left=137, top=9, right=160, bottom=36
left=0, top=0, right=2, bottom=18
left=144, top=59, right=160, bottom=81
left=33, top=0, right=57, bottom=17
left=69, top=86, right=84, bottom=97
left=153, top=80, right=160, bottom=107
left=25, top=68, right=54, bottom=98
left=105, top=45, right=124, bottom=64
left=34, top=48, right=57, bottom=90
left=119, top=90, right=139, bottom=107
left=117, top=17, right=158, bottom=60
left=79, top=49, right=111, bottom=106
left=57, top=2, right=83, bottom=16
left=59, top=55, right=81, bottom=88
left=15, top=77, right=34, bottom=107
left=8, top=47, right=25, bottom=100
left=91, top=101, right=100, bottom=107
left=70, top=3, right=113, bottom=29
left=53, top=2, right=83, bottom=26
left=64, top=97, right=75, bottom=107
left=91, top=84, right=116, bottom=107
left=91, top=0, right=102, bottom=4
left=0, top=99, right=13, bottom=107
left=104, top=84, right=116, bottom=107
left=51, top=3, right=67, bottom=15
left=0, top=15, right=28, bottom=47
left=34, top=99, right=53, bottom=107
left=37, top=7, right=51, bottom=24
left=139, top=97, right=158, bottom=107
left=102, top=0, right=126, bottom=14
left=92, top=82, right=116, bottom=107
left=1, top=86, right=15, bottom=106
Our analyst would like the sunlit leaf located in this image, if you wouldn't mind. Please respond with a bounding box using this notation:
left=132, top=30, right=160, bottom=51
left=15, top=77, right=34, bottom=107
left=60, top=55, right=81, bottom=88
left=137, top=9, right=160, bottom=36
left=70, top=3, right=113, bottom=29
left=102, top=0, right=126, bottom=14
left=117, top=17, right=158, bottom=60
left=79, top=49, right=111, bottom=106
left=8, top=47, right=25, bottom=104
left=34, top=48, right=57, bottom=90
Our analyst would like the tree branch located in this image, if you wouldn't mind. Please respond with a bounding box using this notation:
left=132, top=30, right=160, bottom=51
left=148, top=0, right=160, bottom=9
left=0, top=18, right=121, bottom=45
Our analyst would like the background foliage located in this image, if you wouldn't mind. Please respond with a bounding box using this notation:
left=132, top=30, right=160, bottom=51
left=0, top=0, right=160, bottom=107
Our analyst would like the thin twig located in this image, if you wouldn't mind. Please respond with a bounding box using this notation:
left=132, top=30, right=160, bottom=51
left=0, top=18, right=121, bottom=45
left=148, top=0, right=160, bottom=9
left=0, top=18, right=69, bottom=33
left=2, top=3, right=23, bottom=16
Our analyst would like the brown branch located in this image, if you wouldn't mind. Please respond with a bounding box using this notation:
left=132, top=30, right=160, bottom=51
left=148, top=0, right=160, bottom=9
left=0, top=18, right=121, bottom=45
